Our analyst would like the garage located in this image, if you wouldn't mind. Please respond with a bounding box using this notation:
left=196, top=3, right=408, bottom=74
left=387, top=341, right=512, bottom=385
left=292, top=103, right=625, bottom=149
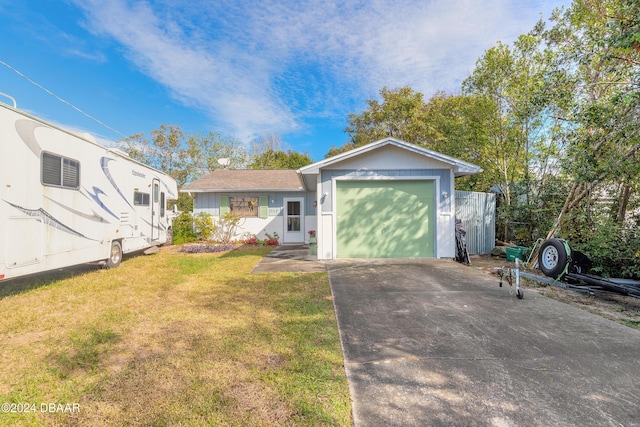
left=298, top=137, right=482, bottom=259
left=335, top=180, right=435, bottom=258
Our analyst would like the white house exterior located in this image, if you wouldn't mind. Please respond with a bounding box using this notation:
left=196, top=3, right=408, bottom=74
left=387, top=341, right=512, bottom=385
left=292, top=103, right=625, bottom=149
left=182, top=137, right=481, bottom=260
left=182, top=169, right=317, bottom=244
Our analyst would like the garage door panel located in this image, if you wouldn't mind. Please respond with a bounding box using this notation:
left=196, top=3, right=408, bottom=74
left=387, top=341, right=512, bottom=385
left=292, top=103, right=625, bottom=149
left=336, top=180, right=434, bottom=258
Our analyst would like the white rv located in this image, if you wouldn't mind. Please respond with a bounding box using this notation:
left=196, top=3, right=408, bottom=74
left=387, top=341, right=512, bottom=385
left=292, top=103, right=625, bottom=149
left=0, top=100, right=178, bottom=281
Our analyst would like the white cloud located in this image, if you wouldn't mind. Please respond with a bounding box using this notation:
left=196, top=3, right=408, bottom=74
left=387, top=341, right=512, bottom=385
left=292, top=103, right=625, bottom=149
left=72, top=0, right=297, bottom=140
left=71, top=0, right=568, bottom=139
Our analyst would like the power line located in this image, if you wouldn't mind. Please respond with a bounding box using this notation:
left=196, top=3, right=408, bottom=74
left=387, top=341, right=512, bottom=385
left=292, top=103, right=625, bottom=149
left=0, top=59, right=127, bottom=139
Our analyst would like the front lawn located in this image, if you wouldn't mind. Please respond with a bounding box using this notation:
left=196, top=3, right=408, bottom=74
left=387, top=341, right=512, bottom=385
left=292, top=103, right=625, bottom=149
left=0, top=246, right=352, bottom=426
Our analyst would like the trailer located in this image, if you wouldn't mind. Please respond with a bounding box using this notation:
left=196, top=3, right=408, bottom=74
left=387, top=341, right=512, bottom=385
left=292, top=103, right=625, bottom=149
left=532, top=238, right=640, bottom=299
left=0, top=99, right=178, bottom=281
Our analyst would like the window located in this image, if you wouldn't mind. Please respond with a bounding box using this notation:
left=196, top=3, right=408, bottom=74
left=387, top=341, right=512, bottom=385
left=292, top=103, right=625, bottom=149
left=160, top=192, right=165, bottom=217
left=229, top=197, right=259, bottom=217
left=287, top=201, right=301, bottom=231
left=134, top=191, right=150, bottom=206
left=153, top=183, right=159, bottom=203
left=42, top=152, right=80, bottom=189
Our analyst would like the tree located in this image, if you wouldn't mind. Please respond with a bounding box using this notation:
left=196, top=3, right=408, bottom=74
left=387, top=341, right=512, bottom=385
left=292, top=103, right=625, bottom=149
left=249, top=149, right=313, bottom=169
left=149, top=124, right=189, bottom=185
left=337, top=87, right=435, bottom=154
left=117, top=124, right=189, bottom=185
left=249, top=133, right=313, bottom=169
left=424, top=92, right=504, bottom=192
left=541, top=0, right=640, bottom=237
left=333, top=87, right=507, bottom=192
left=462, top=32, right=563, bottom=240
left=116, top=133, right=151, bottom=164
left=186, top=131, right=249, bottom=181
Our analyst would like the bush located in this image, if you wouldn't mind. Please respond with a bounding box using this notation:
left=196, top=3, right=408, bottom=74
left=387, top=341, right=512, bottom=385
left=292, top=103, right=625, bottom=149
left=172, top=213, right=197, bottom=245
left=193, top=212, right=216, bottom=241
left=211, top=212, right=242, bottom=244
left=570, top=224, right=640, bottom=279
left=264, top=231, right=279, bottom=246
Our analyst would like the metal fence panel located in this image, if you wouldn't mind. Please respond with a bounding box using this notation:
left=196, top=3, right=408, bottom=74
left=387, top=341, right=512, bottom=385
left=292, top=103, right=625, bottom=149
left=455, top=191, right=496, bottom=255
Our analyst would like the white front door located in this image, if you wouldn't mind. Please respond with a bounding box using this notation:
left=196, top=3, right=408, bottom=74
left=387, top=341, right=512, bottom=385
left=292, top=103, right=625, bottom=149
left=283, top=197, right=304, bottom=243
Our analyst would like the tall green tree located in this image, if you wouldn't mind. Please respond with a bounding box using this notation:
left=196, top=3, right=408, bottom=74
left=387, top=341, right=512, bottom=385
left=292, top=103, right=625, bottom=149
left=117, top=124, right=189, bottom=186
left=330, top=86, right=435, bottom=157
left=249, top=149, right=313, bottom=169
left=333, top=88, right=504, bottom=192
left=424, top=92, right=503, bottom=192
left=186, top=131, right=249, bottom=180
left=249, top=133, right=313, bottom=169
left=542, top=0, right=640, bottom=236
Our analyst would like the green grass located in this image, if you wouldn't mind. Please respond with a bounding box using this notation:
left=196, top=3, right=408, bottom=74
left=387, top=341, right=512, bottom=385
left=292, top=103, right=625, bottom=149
left=0, top=246, right=352, bottom=426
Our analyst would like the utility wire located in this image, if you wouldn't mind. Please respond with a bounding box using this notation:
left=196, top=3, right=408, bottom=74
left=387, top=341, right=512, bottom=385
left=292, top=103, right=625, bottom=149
left=0, top=59, right=127, bottom=139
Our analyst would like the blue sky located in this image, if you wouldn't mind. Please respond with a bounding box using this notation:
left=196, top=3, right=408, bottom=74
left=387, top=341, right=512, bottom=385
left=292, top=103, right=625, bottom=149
left=0, top=0, right=569, bottom=162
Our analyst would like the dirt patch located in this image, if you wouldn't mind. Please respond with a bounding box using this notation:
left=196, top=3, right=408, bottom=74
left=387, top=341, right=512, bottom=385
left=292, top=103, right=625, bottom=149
left=224, top=381, right=294, bottom=425
left=467, top=255, right=640, bottom=329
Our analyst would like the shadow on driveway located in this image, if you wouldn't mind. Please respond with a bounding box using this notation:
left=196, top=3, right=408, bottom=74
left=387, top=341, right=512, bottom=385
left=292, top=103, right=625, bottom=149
left=327, top=259, right=640, bottom=427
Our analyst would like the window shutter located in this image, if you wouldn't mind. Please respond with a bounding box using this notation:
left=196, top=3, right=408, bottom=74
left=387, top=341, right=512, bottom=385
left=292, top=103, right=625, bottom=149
left=259, top=196, right=268, bottom=219
left=219, top=196, right=229, bottom=215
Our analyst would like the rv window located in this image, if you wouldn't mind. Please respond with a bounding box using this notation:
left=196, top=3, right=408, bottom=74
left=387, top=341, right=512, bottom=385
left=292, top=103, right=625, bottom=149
left=160, top=192, right=165, bottom=217
left=153, top=183, right=159, bottom=203
left=134, top=191, right=150, bottom=206
left=42, top=152, right=80, bottom=189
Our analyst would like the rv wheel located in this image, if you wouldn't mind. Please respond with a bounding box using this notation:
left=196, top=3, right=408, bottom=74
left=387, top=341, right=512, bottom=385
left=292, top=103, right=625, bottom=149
left=106, top=241, right=122, bottom=268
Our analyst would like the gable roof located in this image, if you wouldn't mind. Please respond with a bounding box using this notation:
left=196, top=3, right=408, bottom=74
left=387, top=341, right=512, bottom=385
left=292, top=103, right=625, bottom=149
left=181, top=169, right=306, bottom=193
left=298, top=137, right=482, bottom=177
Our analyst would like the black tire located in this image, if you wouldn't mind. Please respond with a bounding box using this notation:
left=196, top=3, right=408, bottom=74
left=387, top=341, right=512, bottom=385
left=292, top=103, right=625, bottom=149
left=538, top=238, right=570, bottom=279
left=517, top=288, right=524, bottom=299
left=106, top=241, right=122, bottom=269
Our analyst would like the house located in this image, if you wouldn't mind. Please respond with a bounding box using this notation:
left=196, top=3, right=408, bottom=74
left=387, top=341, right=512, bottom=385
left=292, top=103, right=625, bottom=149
left=181, top=137, right=481, bottom=260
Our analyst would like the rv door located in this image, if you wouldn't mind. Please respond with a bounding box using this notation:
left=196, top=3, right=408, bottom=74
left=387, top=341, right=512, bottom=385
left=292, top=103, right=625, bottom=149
left=152, top=178, right=160, bottom=241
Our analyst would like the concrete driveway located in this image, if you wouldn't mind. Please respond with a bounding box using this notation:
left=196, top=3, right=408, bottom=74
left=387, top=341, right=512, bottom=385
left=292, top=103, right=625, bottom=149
left=327, top=259, right=640, bottom=427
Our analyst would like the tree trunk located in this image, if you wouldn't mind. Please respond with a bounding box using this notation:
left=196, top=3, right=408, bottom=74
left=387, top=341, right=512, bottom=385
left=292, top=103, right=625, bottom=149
left=615, top=184, right=632, bottom=224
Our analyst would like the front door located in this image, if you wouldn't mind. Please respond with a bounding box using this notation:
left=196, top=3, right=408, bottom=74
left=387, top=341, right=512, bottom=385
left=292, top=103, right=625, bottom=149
left=283, top=197, right=304, bottom=243
left=152, top=178, right=160, bottom=241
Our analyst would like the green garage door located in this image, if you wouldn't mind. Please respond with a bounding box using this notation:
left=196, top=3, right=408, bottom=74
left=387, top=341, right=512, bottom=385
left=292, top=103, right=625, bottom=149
left=336, top=180, right=435, bottom=258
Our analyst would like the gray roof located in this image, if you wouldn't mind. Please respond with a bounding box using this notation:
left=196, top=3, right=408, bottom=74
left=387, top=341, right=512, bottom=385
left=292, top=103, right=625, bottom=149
left=181, top=169, right=306, bottom=192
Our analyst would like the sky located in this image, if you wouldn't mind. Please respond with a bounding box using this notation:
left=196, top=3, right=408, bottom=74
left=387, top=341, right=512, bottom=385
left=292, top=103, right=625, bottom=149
left=0, top=0, right=571, bottom=163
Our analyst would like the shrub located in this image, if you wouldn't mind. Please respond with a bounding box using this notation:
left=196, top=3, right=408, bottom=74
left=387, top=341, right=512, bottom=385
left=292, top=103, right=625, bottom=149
left=172, top=213, right=197, bottom=244
left=240, top=237, right=258, bottom=245
left=264, top=231, right=279, bottom=246
left=211, top=212, right=242, bottom=244
left=570, top=224, right=640, bottom=279
left=193, top=212, right=216, bottom=241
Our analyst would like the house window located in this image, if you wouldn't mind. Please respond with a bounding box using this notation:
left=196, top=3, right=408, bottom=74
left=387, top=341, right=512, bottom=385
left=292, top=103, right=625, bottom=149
left=42, top=152, right=80, bottom=189
left=229, top=197, right=259, bottom=217
left=134, top=191, right=150, bottom=206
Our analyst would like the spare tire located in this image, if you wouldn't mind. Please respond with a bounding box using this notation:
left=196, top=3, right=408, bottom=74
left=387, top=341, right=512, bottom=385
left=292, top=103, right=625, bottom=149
left=538, top=238, right=570, bottom=279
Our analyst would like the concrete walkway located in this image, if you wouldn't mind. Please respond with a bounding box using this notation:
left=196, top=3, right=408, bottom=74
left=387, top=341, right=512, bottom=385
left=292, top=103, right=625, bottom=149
left=251, top=244, right=326, bottom=273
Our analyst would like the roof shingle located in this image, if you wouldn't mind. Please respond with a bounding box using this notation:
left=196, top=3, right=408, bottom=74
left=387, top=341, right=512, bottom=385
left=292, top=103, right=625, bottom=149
left=182, top=169, right=306, bottom=192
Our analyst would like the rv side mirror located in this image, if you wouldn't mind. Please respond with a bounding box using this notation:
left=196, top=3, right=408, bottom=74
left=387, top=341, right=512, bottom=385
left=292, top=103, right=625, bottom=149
left=172, top=205, right=178, bottom=214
